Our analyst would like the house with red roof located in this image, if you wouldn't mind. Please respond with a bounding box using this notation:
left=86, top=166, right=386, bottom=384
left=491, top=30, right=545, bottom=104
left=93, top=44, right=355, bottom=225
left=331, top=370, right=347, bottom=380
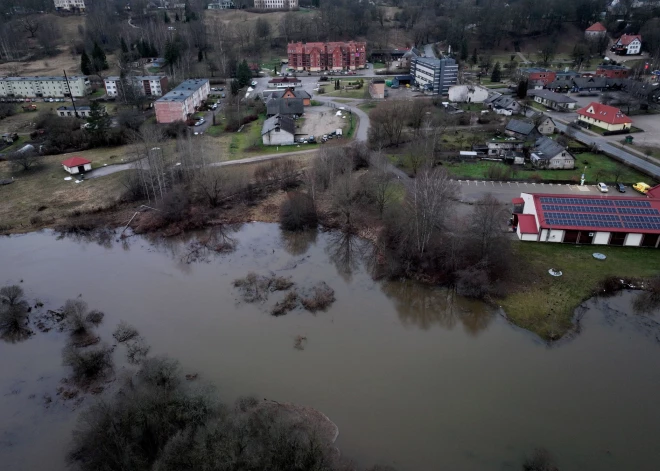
left=576, top=102, right=632, bottom=132
left=612, top=34, right=642, bottom=55
left=511, top=190, right=660, bottom=248
left=585, top=22, right=607, bottom=39
left=61, top=156, right=92, bottom=175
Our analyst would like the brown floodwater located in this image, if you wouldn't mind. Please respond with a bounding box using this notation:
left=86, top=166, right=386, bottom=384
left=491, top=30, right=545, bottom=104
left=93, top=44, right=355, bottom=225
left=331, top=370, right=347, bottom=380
left=0, top=224, right=659, bottom=471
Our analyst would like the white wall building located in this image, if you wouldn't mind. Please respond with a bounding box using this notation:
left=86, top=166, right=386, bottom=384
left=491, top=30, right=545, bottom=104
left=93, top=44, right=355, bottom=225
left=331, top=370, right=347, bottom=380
left=104, top=76, right=168, bottom=97
left=254, top=0, right=298, bottom=9
left=448, top=84, right=489, bottom=103
left=0, top=76, right=90, bottom=98
left=54, top=0, right=86, bottom=11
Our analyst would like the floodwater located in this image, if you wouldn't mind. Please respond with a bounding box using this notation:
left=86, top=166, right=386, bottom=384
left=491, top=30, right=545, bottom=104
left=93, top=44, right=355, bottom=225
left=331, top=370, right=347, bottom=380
left=0, top=224, right=659, bottom=471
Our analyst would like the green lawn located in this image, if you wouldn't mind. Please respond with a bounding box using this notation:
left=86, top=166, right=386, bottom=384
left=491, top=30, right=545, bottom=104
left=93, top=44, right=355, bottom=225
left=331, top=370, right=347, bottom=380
left=205, top=124, right=223, bottom=137
left=502, top=242, right=660, bottom=341
left=457, top=103, right=485, bottom=112
left=442, top=152, right=653, bottom=185
left=324, top=88, right=369, bottom=99
left=358, top=101, right=378, bottom=112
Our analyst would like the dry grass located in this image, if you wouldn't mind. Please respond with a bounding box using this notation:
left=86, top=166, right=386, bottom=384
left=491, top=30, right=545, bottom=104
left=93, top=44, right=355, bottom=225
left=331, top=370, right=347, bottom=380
left=0, top=155, right=126, bottom=233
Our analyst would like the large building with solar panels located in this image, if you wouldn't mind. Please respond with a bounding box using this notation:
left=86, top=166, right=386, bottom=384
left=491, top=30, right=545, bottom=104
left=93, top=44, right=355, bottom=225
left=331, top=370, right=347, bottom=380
left=511, top=187, right=660, bottom=248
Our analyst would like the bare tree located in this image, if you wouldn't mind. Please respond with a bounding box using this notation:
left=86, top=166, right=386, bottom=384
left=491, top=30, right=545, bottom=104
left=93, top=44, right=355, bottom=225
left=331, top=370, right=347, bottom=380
left=8, top=150, right=41, bottom=172
left=20, top=17, right=39, bottom=38
left=366, top=170, right=397, bottom=217
left=368, top=100, right=409, bottom=147
left=331, top=173, right=359, bottom=229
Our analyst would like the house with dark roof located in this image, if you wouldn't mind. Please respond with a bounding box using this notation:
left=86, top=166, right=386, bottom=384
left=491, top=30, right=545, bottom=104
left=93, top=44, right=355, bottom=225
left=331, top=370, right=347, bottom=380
left=266, top=97, right=304, bottom=117
left=261, top=114, right=296, bottom=146
left=576, top=102, right=632, bottom=131
left=485, top=93, right=521, bottom=115
left=505, top=119, right=541, bottom=141
left=572, top=76, right=609, bottom=93
left=612, top=34, right=642, bottom=55
left=530, top=136, right=575, bottom=169
left=546, top=71, right=581, bottom=92
left=511, top=190, right=660, bottom=247
left=527, top=89, right=577, bottom=111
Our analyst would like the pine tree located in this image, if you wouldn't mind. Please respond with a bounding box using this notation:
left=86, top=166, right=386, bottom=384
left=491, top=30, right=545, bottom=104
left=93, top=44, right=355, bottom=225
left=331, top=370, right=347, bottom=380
left=230, top=79, right=240, bottom=96
left=80, top=50, right=92, bottom=75
left=175, top=12, right=180, bottom=22
left=120, top=37, right=129, bottom=54
left=85, top=101, right=111, bottom=145
left=460, top=39, right=468, bottom=61
left=91, top=42, right=108, bottom=71
left=470, top=48, right=478, bottom=66
left=198, top=48, right=203, bottom=62
left=237, top=60, right=252, bottom=87
left=164, top=11, right=170, bottom=23
left=516, top=79, right=528, bottom=99
left=490, top=62, right=501, bottom=82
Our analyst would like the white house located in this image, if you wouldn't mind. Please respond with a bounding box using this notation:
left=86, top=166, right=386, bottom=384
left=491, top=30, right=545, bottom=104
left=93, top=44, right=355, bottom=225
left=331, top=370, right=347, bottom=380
left=54, top=0, right=86, bottom=11
left=261, top=114, right=296, bottom=146
left=208, top=0, right=234, bottom=8
left=61, top=156, right=92, bottom=174
left=254, top=0, right=298, bottom=8
left=530, top=136, right=575, bottom=170
left=613, top=34, right=642, bottom=55
left=448, top=84, right=489, bottom=103
left=56, top=105, right=103, bottom=118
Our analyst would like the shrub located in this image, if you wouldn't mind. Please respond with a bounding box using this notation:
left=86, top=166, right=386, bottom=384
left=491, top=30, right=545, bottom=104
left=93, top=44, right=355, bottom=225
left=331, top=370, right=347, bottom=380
left=0, top=285, right=25, bottom=306
left=279, top=192, right=318, bottom=231
left=62, top=344, right=113, bottom=383
left=113, top=321, right=139, bottom=343
left=63, top=299, right=92, bottom=335
left=85, top=310, right=104, bottom=325
left=271, top=291, right=299, bottom=316
left=0, top=305, right=31, bottom=340
left=126, top=336, right=151, bottom=364
left=300, top=282, right=335, bottom=312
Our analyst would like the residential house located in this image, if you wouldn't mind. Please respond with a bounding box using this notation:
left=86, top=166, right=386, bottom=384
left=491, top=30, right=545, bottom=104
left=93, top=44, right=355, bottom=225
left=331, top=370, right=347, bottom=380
left=516, top=68, right=557, bottom=87
left=585, top=22, right=607, bottom=38
left=505, top=119, right=541, bottom=141
left=56, top=106, right=104, bottom=118
left=104, top=76, right=168, bottom=97
left=410, top=57, right=458, bottom=95
left=613, top=34, right=642, bottom=55
left=287, top=41, right=366, bottom=71
left=207, top=0, right=234, bottom=8
left=154, top=79, right=210, bottom=123
left=572, top=76, right=608, bottom=93
left=0, top=76, right=90, bottom=98
left=254, top=0, right=298, bottom=9
left=268, top=76, right=302, bottom=89
left=576, top=102, right=632, bottom=131
left=546, top=70, right=581, bottom=92
left=530, top=136, right=575, bottom=169
left=266, top=97, right=304, bottom=117
left=487, top=137, right=525, bottom=157
left=448, top=84, right=489, bottom=103
left=261, top=114, right=296, bottom=146
left=596, top=64, right=630, bottom=79
left=369, top=79, right=385, bottom=99
left=527, top=89, right=577, bottom=111
left=536, top=116, right=556, bottom=135
left=270, top=87, right=311, bottom=106
left=61, top=156, right=92, bottom=175
left=485, top=93, right=521, bottom=115
left=54, top=0, right=86, bottom=12
left=512, top=190, right=660, bottom=247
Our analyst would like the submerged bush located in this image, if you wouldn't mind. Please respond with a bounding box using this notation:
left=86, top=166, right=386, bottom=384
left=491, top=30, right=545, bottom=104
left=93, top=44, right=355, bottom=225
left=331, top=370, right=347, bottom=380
left=300, top=282, right=335, bottom=312
left=113, top=321, right=139, bottom=343
left=0, top=285, right=31, bottom=340
left=63, top=299, right=92, bottom=335
left=279, top=192, right=318, bottom=231
left=62, top=343, right=113, bottom=383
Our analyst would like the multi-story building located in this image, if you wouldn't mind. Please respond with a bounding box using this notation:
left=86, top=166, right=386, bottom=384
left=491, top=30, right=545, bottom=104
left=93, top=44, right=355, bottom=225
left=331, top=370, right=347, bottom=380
left=287, top=41, right=367, bottom=71
left=104, top=76, right=169, bottom=98
left=410, top=57, right=458, bottom=95
left=596, top=64, right=630, bottom=79
left=0, top=76, right=90, bottom=98
left=254, top=0, right=298, bottom=9
left=207, top=0, right=234, bottom=9
left=154, top=79, right=210, bottom=123
left=54, top=0, right=86, bottom=12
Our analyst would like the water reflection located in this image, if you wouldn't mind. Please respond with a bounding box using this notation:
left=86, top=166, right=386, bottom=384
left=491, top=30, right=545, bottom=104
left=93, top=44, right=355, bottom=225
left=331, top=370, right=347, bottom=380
left=382, top=280, right=493, bottom=334
left=280, top=229, right=318, bottom=256
left=325, top=231, right=371, bottom=282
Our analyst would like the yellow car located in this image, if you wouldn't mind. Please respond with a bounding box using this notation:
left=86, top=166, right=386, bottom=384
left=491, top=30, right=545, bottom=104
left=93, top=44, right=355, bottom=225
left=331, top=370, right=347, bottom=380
left=633, top=182, right=651, bottom=194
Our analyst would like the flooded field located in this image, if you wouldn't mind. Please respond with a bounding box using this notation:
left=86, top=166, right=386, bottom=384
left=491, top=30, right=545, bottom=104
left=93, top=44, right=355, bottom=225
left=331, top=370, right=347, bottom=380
left=0, top=224, right=659, bottom=471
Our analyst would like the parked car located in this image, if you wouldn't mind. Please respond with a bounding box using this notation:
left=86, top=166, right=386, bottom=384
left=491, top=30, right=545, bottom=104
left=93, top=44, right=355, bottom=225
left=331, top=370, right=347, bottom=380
left=633, top=182, right=651, bottom=194
left=597, top=182, right=608, bottom=193
left=211, top=104, right=218, bottom=110
left=211, top=87, right=218, bottom=91
left=616, top=183, right=626, bottom=193
left=221, top=93, right=226, bottom=98
left=218, top=87, right=224, bottom=91
left=194, top=118, right=205, bottom=126
left=251, top=81, right=257, bottom=87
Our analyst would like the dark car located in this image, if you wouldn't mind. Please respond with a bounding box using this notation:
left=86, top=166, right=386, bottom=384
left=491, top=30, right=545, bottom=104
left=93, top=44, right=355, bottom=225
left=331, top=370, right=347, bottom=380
left=617, top=183, right=626, bottom=193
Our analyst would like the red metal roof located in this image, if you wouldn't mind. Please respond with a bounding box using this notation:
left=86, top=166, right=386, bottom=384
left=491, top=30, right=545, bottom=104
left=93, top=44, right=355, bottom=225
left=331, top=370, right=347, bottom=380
left=61, top=156, right=91, bottom=167
left=647, top=184, right=660, bottom=199
left=617, top=34, right=642, bottom=46
left=586, top=22, right=607, bottom=32
left=517, top=214, right=538, bottom=234
left=576, top=102, right=632, bottom=125
left=531, top=193, right=660, bottom=234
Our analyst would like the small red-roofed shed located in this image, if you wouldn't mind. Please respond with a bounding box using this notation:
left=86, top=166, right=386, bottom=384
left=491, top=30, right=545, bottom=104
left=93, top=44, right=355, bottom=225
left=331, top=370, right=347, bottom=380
left=61, top=156, right=92, bottom=175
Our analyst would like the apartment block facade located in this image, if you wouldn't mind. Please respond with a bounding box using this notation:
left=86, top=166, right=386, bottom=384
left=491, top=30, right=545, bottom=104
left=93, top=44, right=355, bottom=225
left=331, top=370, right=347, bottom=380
left=0, top=76, right=90, bottom=98
left=54, top=0, right=86, bottom=11
left=410, top=57, right=458, bottom=95
left=154, top=79, right=210, bottom=123
left=254, top=0, right=298, bottom=9
left=104, top=76, right=169, bottom=98
left=287, top=41, right=367, bottom=71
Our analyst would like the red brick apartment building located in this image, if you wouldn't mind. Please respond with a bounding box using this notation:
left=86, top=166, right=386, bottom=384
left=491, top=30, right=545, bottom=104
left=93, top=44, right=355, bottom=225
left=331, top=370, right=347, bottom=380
left=595, top=65, right=630, bottom=79
left=287, top=41, right=367, bottom=72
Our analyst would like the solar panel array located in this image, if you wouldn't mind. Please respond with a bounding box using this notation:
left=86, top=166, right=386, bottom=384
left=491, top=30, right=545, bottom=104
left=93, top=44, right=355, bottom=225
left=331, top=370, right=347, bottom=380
left=538, top=196, right=660, bottom=231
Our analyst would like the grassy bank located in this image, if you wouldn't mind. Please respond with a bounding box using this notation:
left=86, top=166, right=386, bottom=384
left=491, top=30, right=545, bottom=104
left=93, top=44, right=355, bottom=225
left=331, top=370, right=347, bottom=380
left=501, top=242, right=660, bottom=340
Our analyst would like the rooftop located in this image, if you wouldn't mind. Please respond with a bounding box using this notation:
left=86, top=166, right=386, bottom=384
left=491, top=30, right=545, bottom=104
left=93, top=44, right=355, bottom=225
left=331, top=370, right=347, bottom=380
left=155, top=79, right=209, bottom=103
left=586, top=22, right=607, bottom=32
left=61, top=156, right=91, bottom=167
left=577, top=102, right=632, bottom=125
left=505, top=119, right=537, bottom=136
left=528, top=89, right=578, bottom=103
left=0, top=76, right=87, bottom=82
left=262, top=114, right=296, bottom=136
left=106, top=75, right=165, bottom=81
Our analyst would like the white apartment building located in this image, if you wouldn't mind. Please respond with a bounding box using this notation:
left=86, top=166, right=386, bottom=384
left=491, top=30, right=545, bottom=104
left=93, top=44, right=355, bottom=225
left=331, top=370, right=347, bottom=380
left=0, top=76, right=90, bottom=98
left=104, top=76, right=168, bottom=97
left=54, top=0, right=86, bottom=11
left=254, top=0, right=298, bottom=9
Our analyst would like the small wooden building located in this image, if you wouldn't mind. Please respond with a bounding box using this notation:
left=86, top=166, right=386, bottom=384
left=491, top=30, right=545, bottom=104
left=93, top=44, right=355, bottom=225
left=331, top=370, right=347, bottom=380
left=61, top=156, right=92, bottom=174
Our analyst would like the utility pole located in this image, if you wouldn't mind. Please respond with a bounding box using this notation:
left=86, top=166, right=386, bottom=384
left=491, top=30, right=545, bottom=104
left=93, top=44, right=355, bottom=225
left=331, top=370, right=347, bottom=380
left=63, top=69, right=79, bottom=118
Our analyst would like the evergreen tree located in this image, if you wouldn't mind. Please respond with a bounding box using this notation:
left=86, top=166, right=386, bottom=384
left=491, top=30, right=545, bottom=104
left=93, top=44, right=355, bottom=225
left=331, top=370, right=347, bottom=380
left=198, top=48, right=203, bottom=62
left=230, top=79, right=240, bottom=96
left=120, top=37, right=129, bottom=54
left=175, top=12, right=180, bottom=22
left=164, top=40, right=180, bottom=70
left=516, top=79, right=528, bottom=99
left=470, top=48, right=478, bottom=66
left=85, top=101, right=111, bottom=145
left=164, top=11, right=170, bottom=23
left=236, top=60, right=252, bottom=87
left=150, top=43, right=158, bottom=57
left=184, top=1, right=197, bottom=22
left=490, top=62, right=501, bottom=82
left=80, top=50, right=92, bottom=75
left=91, top=42, right=108, bottom=71
left=460, top=39, right=468, bottom=61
